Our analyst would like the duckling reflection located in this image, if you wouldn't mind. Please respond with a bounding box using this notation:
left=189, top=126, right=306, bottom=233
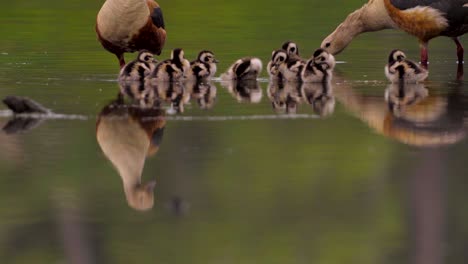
left=119, top=80, right=159, bottom=108
left=221, top=79, right=263, bottom=103
left=334, top=77, right=466, bottom=147
left=267, top=80, right=301, bottom=114
left=301, top=82, right=335, bottom=117
left=185, top=79, right=217, bottom=110
left=149, top=81, right=190, bottom=114
left=96, top=98, right=165, bottom=211
left=385, top=83, right=428, bottom=117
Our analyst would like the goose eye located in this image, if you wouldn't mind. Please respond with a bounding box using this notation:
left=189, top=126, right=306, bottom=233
left=205, top=57, right=210, bottom=62
left=321, top=57, right=325, bottom=61
left=145, top=55, right=151, bottom=61
left=290, top=47, right=295, bottom=52
left=325, top=42, right=331, bottom=48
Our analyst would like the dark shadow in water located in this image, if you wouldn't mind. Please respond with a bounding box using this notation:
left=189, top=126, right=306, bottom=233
left=221, top=79, right=263, bottom=103
left=2, top=117, right=45, bottom=134
left=96, top=92, right=165, bottom=211
left=334, top=78, right=467, bottom=147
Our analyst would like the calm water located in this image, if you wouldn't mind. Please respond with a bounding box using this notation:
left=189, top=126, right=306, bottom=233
left=1, top=0, right=468, bottom=263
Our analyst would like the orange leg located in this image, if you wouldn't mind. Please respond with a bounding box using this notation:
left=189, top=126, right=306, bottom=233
left=117, top=53, right=126, bottom=69
left=420, top=42, right=428, bottom=69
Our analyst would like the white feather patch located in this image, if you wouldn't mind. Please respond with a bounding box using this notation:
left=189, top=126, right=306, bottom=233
left=97, top=0, right=149, bottom=43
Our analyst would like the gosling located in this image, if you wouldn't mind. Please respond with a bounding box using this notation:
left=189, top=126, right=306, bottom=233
left=301, top=48, right=336, bottom=83
left=385, top=49, right=428, bottom=83
left=149, top=48, right=190, bottom=82
left=119, top=51, right=157, bottom=81
left=221, top=57, right=263, bottom=80
left=187, top=50, right=219, bottom=81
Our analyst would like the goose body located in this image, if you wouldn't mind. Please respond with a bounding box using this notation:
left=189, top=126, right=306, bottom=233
left=301, top=48, right=336, bottom=83
left=221, top=57, right=263, bottom=80
left=119, top=51, right=157, bottom=81
left=321, top=0, right=468, bottom=66
left=385, top=49, right=429, bottom=83
left=96, top=0, right=166, bottom=68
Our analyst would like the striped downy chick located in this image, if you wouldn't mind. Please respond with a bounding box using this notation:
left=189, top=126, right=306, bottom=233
left=188, top=50, right=219, bottom=80
left=276, top=53, right=306, bottom=82
left=267, top=50, right=288, bottom=79
left=385, top=49, right=428, bottom=83
left=301, top=48, right=336, bottom=83
left=150, top=48, right=190, bottom=82
left=282, top=41, right=301, bottom=59
left=221, top=57, right=263, bottom=81
left=119, top=51, right=158, bottom=81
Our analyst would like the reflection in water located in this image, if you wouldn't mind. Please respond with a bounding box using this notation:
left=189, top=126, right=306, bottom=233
left=96, top=97, right=165, bottom=211
left=185, top=79, right=217, bottom=110
left=221, top=79, right=263, bottom=103
left=266, top=80, right=335, bottom=116
left=334, top=79, right=466, bottom=147
left=385, top=83, right=428, bottom=117
left=267, top=80, right=301, bottom=114
left=301, top=82, right=335, bottom=117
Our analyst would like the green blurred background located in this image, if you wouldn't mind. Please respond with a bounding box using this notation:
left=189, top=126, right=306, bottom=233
left=0, top=0, right=468, bottom=263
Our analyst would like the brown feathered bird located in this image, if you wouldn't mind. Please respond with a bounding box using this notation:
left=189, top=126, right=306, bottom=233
left=96, top=0, right=167, bottom=68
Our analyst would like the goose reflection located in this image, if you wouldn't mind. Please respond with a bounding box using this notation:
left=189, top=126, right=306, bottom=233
left=96, top=96, right=165, bottom=211
left=186, top=79, right=217, bottom=110
left=119, top=80, right=159, bottom=108
left=267, top=80, right=301, bottom=114
left=301, top=82, right=335, bottom=117
left=221, top=79, right=263, bottom=103
left=334, top=78, right=466, bottom=147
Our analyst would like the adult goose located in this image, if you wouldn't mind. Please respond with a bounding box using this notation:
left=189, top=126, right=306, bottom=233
left=321, top=0, right=468, bottom=67
left=96, top=0, right=167, bottom=68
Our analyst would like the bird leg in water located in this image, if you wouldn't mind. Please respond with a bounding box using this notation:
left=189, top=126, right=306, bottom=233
left=453, top=37, right=464, bottom=64
left=117, top=53, right=126, bottom=69
left=420, top=42, right=429, bottom=69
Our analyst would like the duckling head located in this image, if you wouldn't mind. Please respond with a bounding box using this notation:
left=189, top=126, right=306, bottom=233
left=271, top=49, right=289, bottom=65
left=198, top=50, right=219, bottom=64
left=138, top=50, right=156, bottom=63
left=282, top=41, right=299, bottom=57
left=388, top=49, right=406, bottom=64
left=313, top=48, right=336, bottom=70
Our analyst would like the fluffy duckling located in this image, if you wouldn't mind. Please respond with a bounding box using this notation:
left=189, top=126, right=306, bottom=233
left=187, top=50, right=219, bottom=81
left=149, top=48, right=190, bottom=82
left=385, top=50, right=428, bottom=83
left=301, top=48, right=336, bottom=83
left=275, top=52, right=306, bottom=82
left=267, top=49, right=288, bottom=79
left=221, top=57, right=263, bottom=81
left=282, top=41, right=301, bottom=59
left=119, top=50, right=158, bottom=81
